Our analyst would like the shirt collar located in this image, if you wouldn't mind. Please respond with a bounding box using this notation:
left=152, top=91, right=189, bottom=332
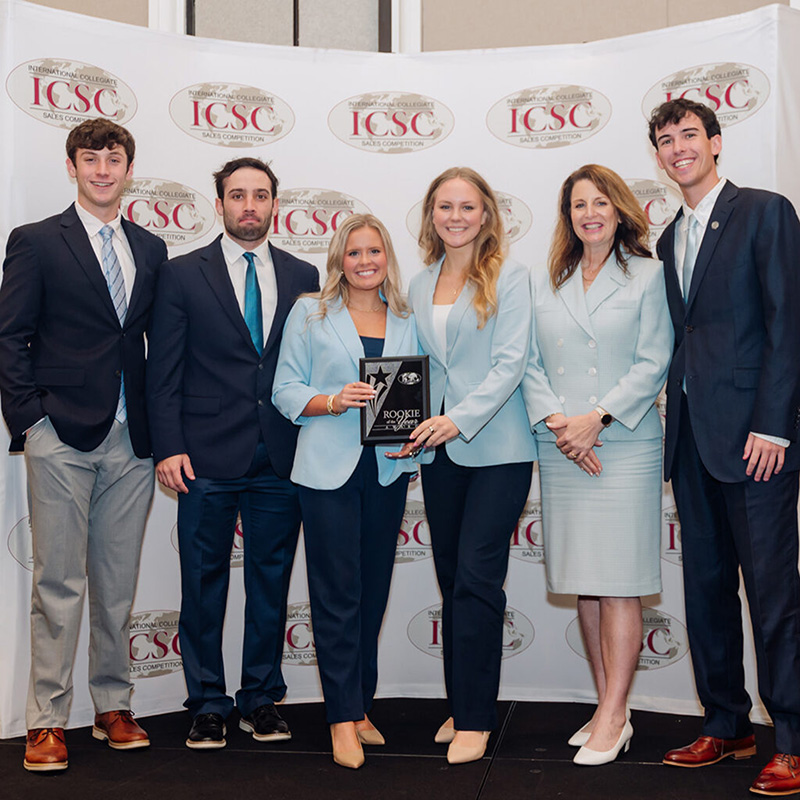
left=74, top=201, right=123, bottom=238
left=682, top=177, right=727, bottom=230
left=220, top=233, right=271, bottom=268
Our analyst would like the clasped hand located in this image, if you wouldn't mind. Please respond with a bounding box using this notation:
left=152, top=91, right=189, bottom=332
left=546, top=412, right=604, bottom=476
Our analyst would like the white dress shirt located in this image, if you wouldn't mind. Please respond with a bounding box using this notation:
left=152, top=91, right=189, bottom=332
left=74, top=201, right=136, bottom=301
left=220, top=234, right=278, bottom=348
left=673, top=178, right=788, bottom=448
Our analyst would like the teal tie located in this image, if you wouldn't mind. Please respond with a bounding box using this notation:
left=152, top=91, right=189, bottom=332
left=682, top=213, right=699, bottom=302
left=243, top=252, right=263, bottom=354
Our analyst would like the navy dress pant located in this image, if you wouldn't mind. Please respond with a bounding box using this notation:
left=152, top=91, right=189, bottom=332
left=300, top=448, right=410, bottom=723
left=177, top=440, right=301, bottom=718
left=421, top=448, right=533, bottom=731
left=672, top=394, right=800, bottom=754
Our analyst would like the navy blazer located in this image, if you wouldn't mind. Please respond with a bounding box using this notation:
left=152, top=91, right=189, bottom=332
left=0, top=204, right=168, bottom=457
left=658, top=181, right=800, bottom=482
left=146, top=235, right=320, bottom=480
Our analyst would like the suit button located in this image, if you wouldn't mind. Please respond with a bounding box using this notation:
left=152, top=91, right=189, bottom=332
left=589, top=395, right=597, bottom=404
left=557, top=366, right=565, bottom=375
left=685, top=325, right=694, bottom=333
left=258, top=364, right=263, bottom=370
left=558, top=395, right=566, bottom=404
left=114, top=370, right=121, bottom=377
left=588, top=340, right=597, bottom=348
left=258, top=399, right=264, bottom=406
left=588, top=367, right=597, bottom=376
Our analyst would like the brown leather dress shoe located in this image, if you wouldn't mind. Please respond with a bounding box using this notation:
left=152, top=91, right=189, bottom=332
left=92, top=710, right=150, bottom=750
left=750, top=753, right=800, bottom=796
left=24, top=728, right=68, bottom=772
left=663, top=734, right=757, bottom=767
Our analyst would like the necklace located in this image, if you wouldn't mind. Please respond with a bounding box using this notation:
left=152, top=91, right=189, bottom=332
left=347, top=302, right=384, bottom=313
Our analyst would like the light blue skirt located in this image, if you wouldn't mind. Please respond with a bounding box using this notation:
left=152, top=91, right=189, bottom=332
left=538, top=438, right=663, bottom=596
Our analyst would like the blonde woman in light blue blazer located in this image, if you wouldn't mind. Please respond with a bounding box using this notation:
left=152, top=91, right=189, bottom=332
left=524, top=165, right=672, bottom=767
left=272, top=215, right=417, bottom=770
left=397, top=168, right=536, bottom=765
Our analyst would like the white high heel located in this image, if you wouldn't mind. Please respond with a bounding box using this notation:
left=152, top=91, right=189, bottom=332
left=568, top=707, right=631, bottom=747
left=573, top=720, right=633, bottom=766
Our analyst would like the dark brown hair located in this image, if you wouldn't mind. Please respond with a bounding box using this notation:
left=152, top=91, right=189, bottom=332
left=647, top=98, right=721, bottom=162
left=66, top=119, right=135, bottom=166
left=549, top=164, right=651, bottom=291
left=213, top=157, right=278, bottom=200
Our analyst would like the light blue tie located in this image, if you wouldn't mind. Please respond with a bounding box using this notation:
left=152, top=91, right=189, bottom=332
left=243, top=252, right=263, bottom=354
left=682, top=213, right=699, bottom=302
left=99, top=225, right=127, bottom=423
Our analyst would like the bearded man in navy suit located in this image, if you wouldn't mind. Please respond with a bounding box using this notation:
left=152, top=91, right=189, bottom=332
left=0, top=119, right=168, bottom=771
left=649, top=98, right=800, bottom=796
left=147, top=157, right=319, bottom=750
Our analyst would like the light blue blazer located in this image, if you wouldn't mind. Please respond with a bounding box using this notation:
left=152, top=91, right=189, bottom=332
left=523, top=254, right=672, bottom=442
left=408, top=257, right=537, bottom=467
left=272, top=296, right=419, bottom=490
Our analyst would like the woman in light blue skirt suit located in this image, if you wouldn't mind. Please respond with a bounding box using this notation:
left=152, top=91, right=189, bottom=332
left=524, top=165, right=672, bottom=766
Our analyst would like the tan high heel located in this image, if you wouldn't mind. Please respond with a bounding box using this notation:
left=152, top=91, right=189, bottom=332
left=434, top=716, right=456, bottom=744
left=355, top=715, right=385, bottom=746
left=447, top=731, right=489, bottom=764
left=330, top=724, right=364, bottom=769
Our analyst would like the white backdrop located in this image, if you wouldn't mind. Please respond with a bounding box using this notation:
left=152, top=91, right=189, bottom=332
left=2, top=0, right=799, bottom=739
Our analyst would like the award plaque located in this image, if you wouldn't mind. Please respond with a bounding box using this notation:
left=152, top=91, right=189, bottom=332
left=359, top=355, right=430, bottom=445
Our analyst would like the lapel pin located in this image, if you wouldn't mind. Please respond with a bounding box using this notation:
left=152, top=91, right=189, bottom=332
left=711, top=221, right=719, bottom=230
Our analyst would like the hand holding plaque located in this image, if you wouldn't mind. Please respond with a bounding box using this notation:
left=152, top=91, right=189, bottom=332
left=359, top=355, right=430, bottom=445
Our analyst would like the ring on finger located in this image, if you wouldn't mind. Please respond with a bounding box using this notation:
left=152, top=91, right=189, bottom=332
left=429, top=426, right=435, bottom=434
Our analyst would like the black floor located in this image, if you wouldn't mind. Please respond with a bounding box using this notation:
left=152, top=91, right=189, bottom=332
left=1, top=700, right=776, bottom=799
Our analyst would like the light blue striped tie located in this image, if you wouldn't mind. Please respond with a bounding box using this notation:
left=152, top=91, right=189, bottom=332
left=682, top=213, right=699, bottom=302
left=100, top=225, right=127, bottom=423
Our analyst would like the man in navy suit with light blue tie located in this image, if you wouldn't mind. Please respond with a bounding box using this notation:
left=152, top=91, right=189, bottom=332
left=0, top=119, right=167, bottom=771
left=146, top=157, right=319, bottom=750
left=649, top=98, right=800, bottom=796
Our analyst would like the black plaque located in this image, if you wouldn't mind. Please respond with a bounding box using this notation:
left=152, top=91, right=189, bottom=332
left=359, top=355, right=430, bottom=445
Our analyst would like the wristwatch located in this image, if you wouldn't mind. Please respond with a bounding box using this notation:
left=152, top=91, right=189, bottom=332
left=595, top=406, right=614, bottom=427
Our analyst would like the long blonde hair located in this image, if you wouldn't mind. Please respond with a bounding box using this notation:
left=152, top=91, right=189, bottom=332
left=305, top=214, right=409, bottom=320
left=549, top=164, right=651, bottom=291
left=418, top=167, right=506, bottom=329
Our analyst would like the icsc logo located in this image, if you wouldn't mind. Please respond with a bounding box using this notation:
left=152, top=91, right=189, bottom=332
left=328, top=91, right=454, bottom=154
left=271, top=188, right=371, bottom=254
left=661, top=505, right=682, bottom=565
left=406, top=191, right=532, bottom=244
left=129, top=610, right=182, bottom=679
left=407, top=603, right=534, bottom=659
left=7, top=515, right=33, bottom=571
left=642, top=63, right=769, bottom=128
left=626, top=179, right=682, bottom=249
left=6, top=59, right=136, bottom=129
left=283, top=602, right=317, bottom=666
left=509, top=500, right=544, bottom=564
left=566, top=607, right=688, bottom=670
left=170, top=83, right=294, bottom=147
left=487, top=84, right=611, bottom=148
left=122, top=179, right=215, bottom=247
left=396, top=500, right=431, bottom=564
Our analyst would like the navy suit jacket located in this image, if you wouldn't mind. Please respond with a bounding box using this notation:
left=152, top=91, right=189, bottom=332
left=0, top=204, right=168, bottom=457
left=146, top=236, right=320, bottom=480
left=657, top=181, right=800, bottom=483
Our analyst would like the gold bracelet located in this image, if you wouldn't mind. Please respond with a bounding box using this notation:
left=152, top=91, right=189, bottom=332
left=327, top=394, right=342, bottom=416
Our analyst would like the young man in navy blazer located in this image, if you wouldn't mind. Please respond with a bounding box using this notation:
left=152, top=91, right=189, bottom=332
left=649, top=98, right=800, bottom=796
left=0, top=119, right=168, bottom=771
left=146, top=157, right=319, bottom=749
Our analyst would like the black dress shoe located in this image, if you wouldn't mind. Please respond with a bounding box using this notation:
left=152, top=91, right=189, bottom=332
left=186, top=713, right=226, bottom=749
left=239, top=704, right=292, bottom=742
